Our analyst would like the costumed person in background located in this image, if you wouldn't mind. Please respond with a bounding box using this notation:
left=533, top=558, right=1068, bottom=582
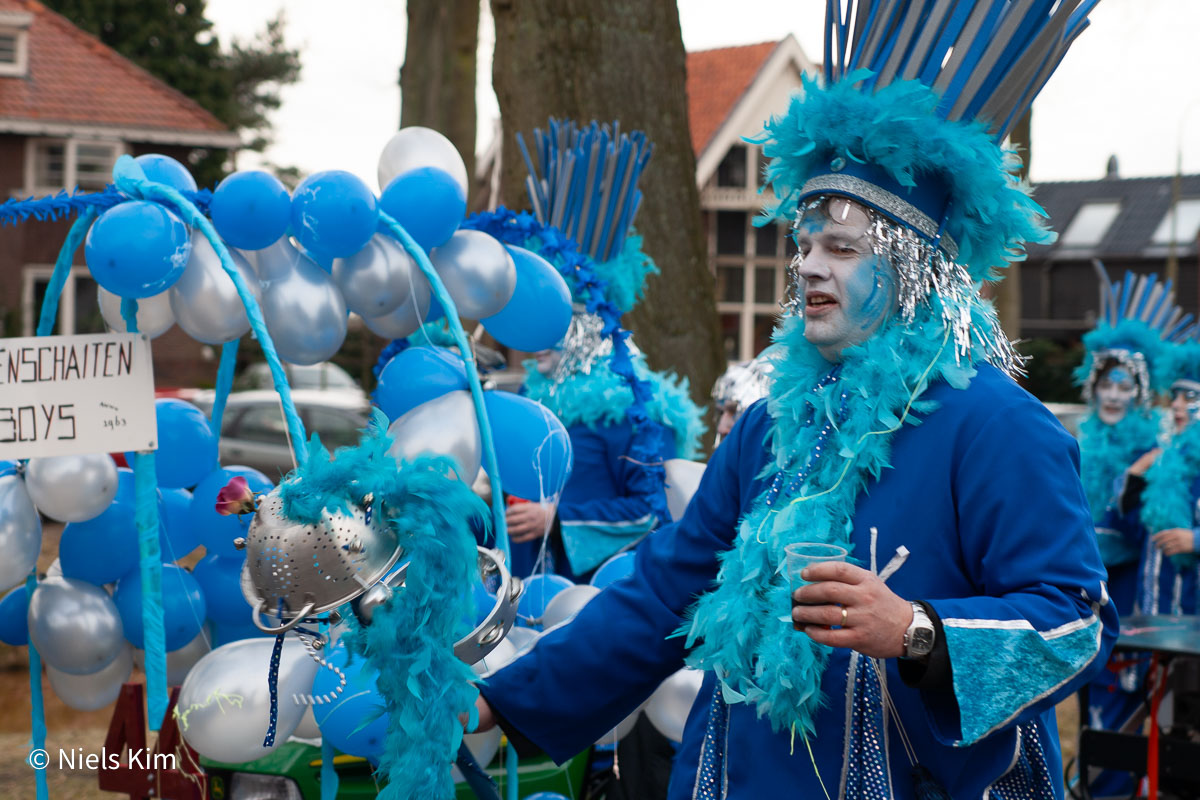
left=466, top=121, right=705, bottom=583
left=470, top=3, right=1117, bottom=799
left=711, top=351, right=776, bottom=445
left=1072, top=268, right=1188, bottom=799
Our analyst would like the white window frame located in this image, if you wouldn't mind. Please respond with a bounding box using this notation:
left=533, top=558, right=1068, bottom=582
left=0, top=24, right=29, bottom=78
left=21, top=264, right=98, bottom=337
left=23, top=138, right=126, bottom=196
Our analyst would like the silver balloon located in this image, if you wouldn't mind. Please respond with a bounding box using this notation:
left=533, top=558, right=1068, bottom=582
left=260, top=240, right=348, bottom=366
left=136, top=626, right=214, bottom=687
left=47, top=642, right=133, bottom=711
left=451, top=727, right=501, bottom=781
left=177, top=636, right=318, bottom=763
left=541, top=584, right=600, bottom=630
left=596, top=705, right=641, bottom=746
left=98, top=286, right=175, bottom=338
left=333, top=234, right=416, bottom=318
left=246, top=236, right=301, bottom=284
left=170, top=230, right=261, bottom=345
left=24, top=453, right=118, bottom=523
left=0, top=474, right=41, bottom=591
left=470, top=636, right=517, bottom=678
left=502, top=625, right=541, bottom=657
left=293, top=705, right=321, bottom=740
left=664, top=459, right=707, bottom=521
left=45, top=558, right=62, bottom=579
left=386, top=390, right=481, bottom=483
left=645, top=668, right=705, bottom=743
left=430, top=230, right=516, bottom=320
left=27, top=577, right=125, bottom=676
left=377, top=126, right=469, bottom=198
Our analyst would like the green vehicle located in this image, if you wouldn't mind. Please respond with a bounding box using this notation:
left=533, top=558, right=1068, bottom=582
left=200, top=741, right=592, bottom=799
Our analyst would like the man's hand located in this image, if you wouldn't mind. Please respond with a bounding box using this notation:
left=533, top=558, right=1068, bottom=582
left=506, top=502, right=555, bottom=543
left=1129, top=448, right=1162, bottom=477
left=1152, top=527, right=1196, bottom=556
left=791, top=561, right=913, bottom=659
left=474, top=696, right=496, bottom=732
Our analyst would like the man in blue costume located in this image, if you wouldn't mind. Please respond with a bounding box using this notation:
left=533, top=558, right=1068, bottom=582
left=711, top=352, right=774, bottom=445
left=469, top=4, right=1117, bottom=799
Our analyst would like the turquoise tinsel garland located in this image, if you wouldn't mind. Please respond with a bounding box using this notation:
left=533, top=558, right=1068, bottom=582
left=1078, top=410, right=1162, bottom=522
left=1141, top=418, right=1200, bottom=549
left=277, top=412, right=488, bottom=800
left=684, top=296, right=997, bottom=736
left=522, top=357, right=705, bottom=460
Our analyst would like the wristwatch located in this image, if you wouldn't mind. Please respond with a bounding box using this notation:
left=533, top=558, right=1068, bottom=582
left=902, top=601, right=935, bottom=661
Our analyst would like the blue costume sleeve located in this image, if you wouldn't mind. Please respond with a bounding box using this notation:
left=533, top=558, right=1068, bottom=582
left=556, top=422, right=675, bottom=575
left=923, top=398, right=1119, bottom=746
left=480, top=412, right=750, bottom=762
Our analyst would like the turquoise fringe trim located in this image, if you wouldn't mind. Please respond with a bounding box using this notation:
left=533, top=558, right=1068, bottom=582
left=1077, top=410, right=1162, bottom=523
left=522, top=357, right=705, bottom=460
left=684, top=294, right=996, bottom=737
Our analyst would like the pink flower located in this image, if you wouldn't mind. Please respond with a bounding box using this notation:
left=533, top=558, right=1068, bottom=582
left=215, top=476, right=256, bottom=516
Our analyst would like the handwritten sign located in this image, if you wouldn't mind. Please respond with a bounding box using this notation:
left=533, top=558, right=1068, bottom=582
left=0, top=333, right=156, bottom=460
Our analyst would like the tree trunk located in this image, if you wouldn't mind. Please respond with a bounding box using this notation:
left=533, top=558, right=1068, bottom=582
left=400, top=0, right=479, bottom=186
left=994, top=109, right=1032, bottom=340
left=490, top=0, right=724, bottom=422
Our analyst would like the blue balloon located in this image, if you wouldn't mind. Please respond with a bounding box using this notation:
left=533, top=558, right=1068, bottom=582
left=524, top=794, right=570, bottom=800
left=126, top=399, right=217, bottom=489
left=210, top=170, right=292, bottom=250
left=114, top=563, right=206, bottom=650
left=159, top=487, right=198, bottom=560
left=517, top=573, right=574, bottom=629
left=291, top=170, right=379, bottom=259
left=312, top=639, right=389, bottom=760
left=482, top=246, right=573, bottom=352
left=190, top=466, right=274, bottom=558
left=380, top=167, right=465, bottom=251
left=60, top=491, right=144, bottom=585
left=0, top=586, right=29, bottom=646
left=373, top=346, right=469, bottom=420
left=483, top=392, right=573, bottom=501
left=85, top=200, right=191, bottom=299
left=192, top=554, right=249, bottom=625
left=134, top=153, right=197, bottom=192
left=590, top=551, right=636, bottom=589
left=209, top=618, right=272, bottom=646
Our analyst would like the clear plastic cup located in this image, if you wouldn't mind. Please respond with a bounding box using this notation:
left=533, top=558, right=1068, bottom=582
left=784, top=542, right=849, bottom=597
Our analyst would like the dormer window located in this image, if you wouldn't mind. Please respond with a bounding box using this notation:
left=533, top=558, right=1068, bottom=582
left=0, top=11, right=32, bottom=78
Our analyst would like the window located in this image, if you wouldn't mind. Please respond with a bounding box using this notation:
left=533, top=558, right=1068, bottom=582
left=27, top=139, right=124, bottom=194
left=21, top=267, right=107, bottom=336
left=1151, top=198, right=1200, bottom=246
left=1058, top=201, right=1121, bottom=248
left=0, top=32, right=16, bottom=63
left=716, top=211, right=746, bottom=255
left=716, top=145, right=749, bottom=188
left=234, top=404, right=289, bottom=444
left=0, top=23, right=28, bottom=77
left=717, top=266, right=744, bottom=303
left=306, top=407, right=366, bottom=450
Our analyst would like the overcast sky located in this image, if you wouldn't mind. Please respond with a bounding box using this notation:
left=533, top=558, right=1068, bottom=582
left=203, top=0, right=1200, bottom=190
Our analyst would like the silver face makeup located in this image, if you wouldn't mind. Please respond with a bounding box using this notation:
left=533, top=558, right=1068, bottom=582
left=1171, top=379, right=1200, bottom=431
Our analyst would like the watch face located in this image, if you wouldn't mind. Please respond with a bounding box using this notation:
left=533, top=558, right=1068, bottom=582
left=910, top=627, right=935, bottom=656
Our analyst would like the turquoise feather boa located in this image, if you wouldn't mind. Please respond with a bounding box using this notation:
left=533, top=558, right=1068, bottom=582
left=523, top=357, right=705, bottom=460
left=683, top=298, right=997, bottom=736
left=1141, top=420, right=1200, bottom=544
left=278, top=412, right=488, bottom=800
left=1078, top=410, right=1162, bottom=522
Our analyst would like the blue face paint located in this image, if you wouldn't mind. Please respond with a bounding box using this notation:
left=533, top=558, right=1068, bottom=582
left=846, top=254, right=896, bottom=332
left=1105, top=367, right=1132, bottom=386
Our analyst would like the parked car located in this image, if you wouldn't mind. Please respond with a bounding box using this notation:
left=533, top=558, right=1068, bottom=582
left=234, top=361, right=365, bottom=399
left=1044, top=401, right=1088, bottom=438
left=193, top=389, right=370, bottom=480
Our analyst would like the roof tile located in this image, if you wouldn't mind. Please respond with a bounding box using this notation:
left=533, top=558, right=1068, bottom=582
left=686, top=40, right=778, bottom=158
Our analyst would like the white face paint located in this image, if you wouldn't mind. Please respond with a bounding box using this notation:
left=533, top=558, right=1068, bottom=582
left=533, top=349, right=562, bottom=376
left=1095, top=365, right=1137, bottom=426
left=1172, top=381, right=1200, bottom=432
left=793, top=198, right=898, bottom=362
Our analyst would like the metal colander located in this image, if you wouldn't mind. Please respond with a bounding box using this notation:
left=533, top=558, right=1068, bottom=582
left=240, top=488, right=401, bottom=633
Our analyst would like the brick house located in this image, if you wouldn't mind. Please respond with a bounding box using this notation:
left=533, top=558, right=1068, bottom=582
left=0, top=0, right=238, bottom=387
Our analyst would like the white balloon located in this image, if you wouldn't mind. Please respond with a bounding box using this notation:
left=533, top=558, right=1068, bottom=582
left=645, top=668, right=705, bottom=743
left=98, top=286, right=175, bottom=338
left=45, top=558, right=62, bottom=579
left=377, top=126, right=469, bottom=198
left=292, top=705, right=321, bottom=740
left=470, top=636, right=517, bottom=678
left=664, top=459, right=707, bottom=521
left=24, top=453, right=118, bottom=523
left=260, top=240, right=348, bottom=366
left=452, top=726, right=501, bottom=781
left=0, top=474, right=42, bottom=591
left=502, top=625, right=541, bottom=657
left=387, top=391, right=481, bottom=483
left=27, top=577, right=125, bottom=675
left=170, top=230, right=261, bottom=345
left=136, top=627, right=214, bottom=687
left=430, top=230, right=516, bottom=319
left=596, top=706, right=641, bottom=746
left=47, top=642, right=133, bottom=711
left=177, top=637, right=318, bottom=764
left=541, top=584, right=600, bottom=630
left=333, top=234, right=417, bottom=318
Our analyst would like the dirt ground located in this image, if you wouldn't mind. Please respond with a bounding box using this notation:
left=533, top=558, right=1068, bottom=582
left=0, top=521, right=1085, bottom=798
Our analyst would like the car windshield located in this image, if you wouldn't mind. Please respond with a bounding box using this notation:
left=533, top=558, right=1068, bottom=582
left=235, top=362, right=359, bottom=392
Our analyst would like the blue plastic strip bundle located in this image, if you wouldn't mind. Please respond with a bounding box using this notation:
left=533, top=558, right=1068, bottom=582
left=209, top=340, right=241, bottom=463
left=462, top=208, right=671, bottom=528
left=36, top=208, right=96, bottom=336
left=505, top=741, right=518, bottom=800
left=118, top=297, right=171, bottom=731
left=110, top=156, right=309, bottom=467
left=24, top=575, right=48, bottom=800
left=0, top=184, right=212, bottom=227
left=320, top=739, right=339, bottom=800
left=378, top=213, right=510, bottom=561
